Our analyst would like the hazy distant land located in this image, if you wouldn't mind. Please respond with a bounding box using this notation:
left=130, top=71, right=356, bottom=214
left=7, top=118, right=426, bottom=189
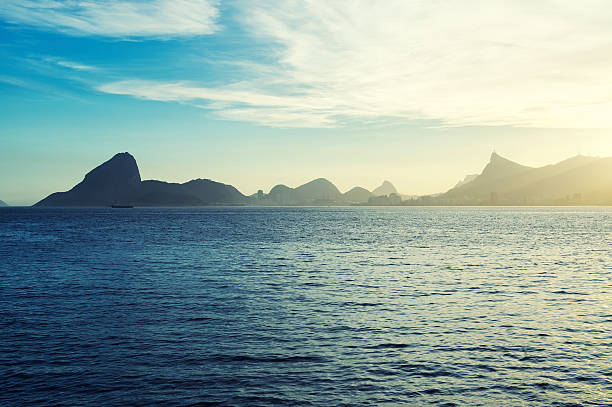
left=0, top=199, right=8, bottom=207
left=34, top=152, right=612, bottom=207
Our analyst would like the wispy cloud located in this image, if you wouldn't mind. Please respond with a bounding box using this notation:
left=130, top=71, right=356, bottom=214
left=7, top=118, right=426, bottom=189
left=54, top=59, right=98, bottom=71
left=25, top=55, right=100, bottom=72
left=0, top=0, right=220, bottom=38
left=0, top=75, right=31, bottom=88
left=97, top=1, right=612, bottom=128
left=97, top=80, right=338, bottom=127
left=0, top=74, right=90, bottom=102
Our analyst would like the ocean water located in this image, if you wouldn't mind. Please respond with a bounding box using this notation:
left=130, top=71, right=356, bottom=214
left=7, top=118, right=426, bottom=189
left=1, top=206, right=611, bottom=406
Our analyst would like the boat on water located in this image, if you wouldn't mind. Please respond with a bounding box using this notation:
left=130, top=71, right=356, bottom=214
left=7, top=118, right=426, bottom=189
left=110, top=204, right=134, bottom=208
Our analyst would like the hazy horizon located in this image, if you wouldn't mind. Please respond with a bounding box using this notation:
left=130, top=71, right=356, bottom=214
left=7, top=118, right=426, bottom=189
left=2, top=1, right=612, bottom=204
left=10, top=148, right=612, bottom=206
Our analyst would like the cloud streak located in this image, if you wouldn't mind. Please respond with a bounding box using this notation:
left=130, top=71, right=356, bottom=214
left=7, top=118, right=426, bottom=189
left=54, top=60, right=98, bottom=71
left=76, top=1, right=612, bottom=128
left=98, top=79, right=338, bottom=127
left=0, top=0, right=220, bottom=38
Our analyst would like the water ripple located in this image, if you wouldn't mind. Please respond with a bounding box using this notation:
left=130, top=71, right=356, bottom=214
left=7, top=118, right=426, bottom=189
left=1, top=206, right=611, bottom=406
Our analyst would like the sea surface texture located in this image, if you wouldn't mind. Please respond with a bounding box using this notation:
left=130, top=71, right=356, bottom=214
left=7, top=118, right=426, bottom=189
left=1, top=207, right=611, bottom=406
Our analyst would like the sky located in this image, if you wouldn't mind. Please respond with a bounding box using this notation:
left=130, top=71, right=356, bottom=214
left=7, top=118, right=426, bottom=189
left=1, top=0, right=612, bottom=205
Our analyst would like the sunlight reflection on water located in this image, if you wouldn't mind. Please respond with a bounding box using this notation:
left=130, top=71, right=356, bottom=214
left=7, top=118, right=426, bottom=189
left=1, top=206, right=611, bottom=406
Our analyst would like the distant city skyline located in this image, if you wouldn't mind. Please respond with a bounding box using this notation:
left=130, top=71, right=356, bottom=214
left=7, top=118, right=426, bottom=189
left=2, top=1, right=612, bottom=205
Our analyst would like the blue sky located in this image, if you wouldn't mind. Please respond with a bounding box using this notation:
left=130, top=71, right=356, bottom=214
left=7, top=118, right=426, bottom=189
left=1, top=1, right=612, bottom=204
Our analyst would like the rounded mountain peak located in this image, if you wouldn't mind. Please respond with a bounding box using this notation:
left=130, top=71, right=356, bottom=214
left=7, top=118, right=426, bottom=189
left=294, top=178, right=342, bottom=201
left=83, top=152, right=141, bottom=185
left=372, top=180, right=398, bottom=196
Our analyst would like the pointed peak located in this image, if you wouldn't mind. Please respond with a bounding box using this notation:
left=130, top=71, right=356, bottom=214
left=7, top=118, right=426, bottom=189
left=372, top=180, right=398, bottom=196
left=488, top=151, right=524, bottom=166
left=481, top=152, right=531, bottom=179
left=490, top=151, right=504, bottom=162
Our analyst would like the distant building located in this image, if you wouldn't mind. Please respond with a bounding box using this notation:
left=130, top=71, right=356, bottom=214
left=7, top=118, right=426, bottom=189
left=368, top=193, right=402, bottom=206
left=490, top=191, right=498, bottom=204
left=389, top=193, right=401, bottom=205
left=257, top=190, right=264, bottom=200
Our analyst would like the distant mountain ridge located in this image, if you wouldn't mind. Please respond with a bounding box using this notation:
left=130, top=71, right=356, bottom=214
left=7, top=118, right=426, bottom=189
left=36, top=152, right=398, bottom=207
left=431, top=152, right=612, bottom=205
left=263, top=180, right=398, bottom=205
left=36, top=153, right=248, bottom=207
left=265, top=179, right=373, bottom=205
left=35, top=151, right=612, bottom=207
left=0, top=200, right=7, bottom=207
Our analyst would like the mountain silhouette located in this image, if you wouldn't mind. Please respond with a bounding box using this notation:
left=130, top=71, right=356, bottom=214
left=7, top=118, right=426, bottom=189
left=295, top=178, right=342, bottom=203
left=34, top=150, right=612, bottom=207
left=136, top=179, right=245, bottom=206
left=0, top=199, right=7, bottom=207
left=443, top=152, right=532, bottom=202
left=372, top=180, right=397, bottom=196
left=440, top=152, right=612, bottom=204
left=267, top=184, right=299, bottom=204
left=508, top=157, right=612, bottom=203
left=452, top=174, right=478, bottom=189
left=267, top=178, right=342, bottom=205
left=343, top=186, right=373, bottom=204
left=36, top=152, right=141, bottom=206
left=480, top=152, right=532, bottom=180
left=35, top=153, right=247, bottom=206
left=35, top=156, right=374, bottom=206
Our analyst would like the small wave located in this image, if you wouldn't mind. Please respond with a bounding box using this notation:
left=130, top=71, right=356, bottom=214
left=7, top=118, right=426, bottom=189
left=533, top=382, right=564, bottom=390
left=368, top=343, right=411, bottom=349
left=341, top=301, right=382, bottom=307
left=396, top=364, right=459, bottom=378
left=551, top=290, right=588, bottom=295
left=322, top=325, right=377, bottom=333
left=225, top=395, right=313, bottom=406
left=570, top=376, right=603, bottom=384
left=518, top=355, right=547, bottom=362
left=213, top=355, right=328, bottom=363
left=421, top=387, right=444, bottom=394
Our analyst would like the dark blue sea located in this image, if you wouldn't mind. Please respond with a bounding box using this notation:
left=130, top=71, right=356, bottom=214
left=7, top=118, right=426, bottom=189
left=1, top=206, right=611, bottom=406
